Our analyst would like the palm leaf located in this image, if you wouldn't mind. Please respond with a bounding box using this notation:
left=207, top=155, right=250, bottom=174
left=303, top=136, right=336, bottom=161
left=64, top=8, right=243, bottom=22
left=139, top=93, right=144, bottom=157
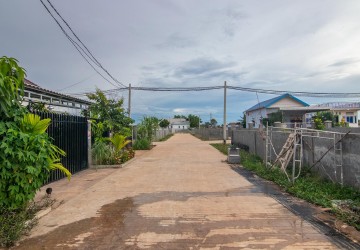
left=21, top=113, right=51, bottom=134
left=49, top=161, right=71, bottom=180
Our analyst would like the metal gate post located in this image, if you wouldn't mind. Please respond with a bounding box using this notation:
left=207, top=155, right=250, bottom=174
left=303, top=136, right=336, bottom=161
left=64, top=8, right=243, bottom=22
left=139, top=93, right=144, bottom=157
left=87, top=119, right=92, bottom=168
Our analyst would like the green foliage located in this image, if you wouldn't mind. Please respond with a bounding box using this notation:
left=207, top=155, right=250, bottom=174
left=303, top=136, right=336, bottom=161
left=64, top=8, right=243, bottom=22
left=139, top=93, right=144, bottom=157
left=92, top=139, right=112, bottom=165
left=0, top=57, right=25, bottom=118
left=159, top=119, right=170, bottom=128
left=239, top=113, right=246, bottom=128
left=159, top=133, right=173, bottom=142
left=0, top=57, right=71, bottom=211
left=137, top=116, right=159, bottom=143
left=314, top=117, right=325, bottom=130
left=211, top=143, right=360, bottom=229
left=119, top=148, right=135, bottom=163
left=92, top=134, right=133, bottom=165
left=86, top=88, right=133, bottom=139
left=0, top=114, right=70, bottom=210
left=0, top=56, right=71, bottom=245
left=26, top=101, right=48, bottom=113
left=133, top=138, right=151, bottom=150
left=313, top=111, right=335, bottom=129
left=0, top=198, right=55, bottom=247
left=0, top=206, right=34, bottom=247
left=262, top=111, right=283, bottom=126
left=188, top=114, right=201, bottom=128
left=107, top=133, right=131, bottom=154
left=173, top=115, right=187, bottom=119
left=210, top=118, right=217, bottom=127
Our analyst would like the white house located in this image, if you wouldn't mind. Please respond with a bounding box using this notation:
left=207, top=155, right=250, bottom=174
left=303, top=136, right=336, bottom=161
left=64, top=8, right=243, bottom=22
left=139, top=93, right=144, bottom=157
left=23, top=79, right=91, bottom=116
left=169, top=118, right=190, bottom=133
left=245, top=93, right=310, bottom=128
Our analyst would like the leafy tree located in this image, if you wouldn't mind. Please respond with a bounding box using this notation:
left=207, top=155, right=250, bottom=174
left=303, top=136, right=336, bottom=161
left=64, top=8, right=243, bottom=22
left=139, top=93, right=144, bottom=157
left=204, top=122, right=211, bottom=128
left=210, top=118, right=217, bottom=127
left=188, top=114, right=201, bottom=128
left=137, top=116, right=159, bottom=143
left=159, top=119, right=170, bottom=128
left=86, top=88, right=133, bottom=138
left=312, top=111, right=334, bottom=130
left=0, top=57, right=70, bottom=210
left=262, top=111, right=283, bottom=126
left=0, top=57, right=25, bottom=118
left=173, top=115, right=187, bottom=119
left=239, top=113, right=246, bottom=128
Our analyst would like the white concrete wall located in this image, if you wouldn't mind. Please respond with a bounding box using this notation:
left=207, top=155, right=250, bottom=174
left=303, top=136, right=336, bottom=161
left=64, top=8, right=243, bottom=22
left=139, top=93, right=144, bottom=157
left=171, top=124, right=189, bottom=133
left=22, top=100, right=84, bottom=116
left=246, top=108, right=267, bottom=128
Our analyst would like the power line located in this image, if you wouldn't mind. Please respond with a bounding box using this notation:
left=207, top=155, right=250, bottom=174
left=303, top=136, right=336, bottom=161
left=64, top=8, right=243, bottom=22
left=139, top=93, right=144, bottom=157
left=67, top=84, right=360, bottom=99
left=57, top=74, right=96, bottom=91
left=39, top=0, right=126, bottom=88
left=45, top=0, right=126, bottom=88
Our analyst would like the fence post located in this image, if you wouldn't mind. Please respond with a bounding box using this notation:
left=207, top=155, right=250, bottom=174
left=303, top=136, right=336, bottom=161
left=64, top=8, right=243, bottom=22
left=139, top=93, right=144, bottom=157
left=87, top=120, right=92, bottom=168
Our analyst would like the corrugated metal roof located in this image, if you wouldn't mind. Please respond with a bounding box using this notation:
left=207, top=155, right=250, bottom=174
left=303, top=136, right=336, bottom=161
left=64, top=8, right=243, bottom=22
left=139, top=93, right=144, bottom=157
left=24, top=79, right=92, bottom=105
left=245, top=93, right=309, bottom=112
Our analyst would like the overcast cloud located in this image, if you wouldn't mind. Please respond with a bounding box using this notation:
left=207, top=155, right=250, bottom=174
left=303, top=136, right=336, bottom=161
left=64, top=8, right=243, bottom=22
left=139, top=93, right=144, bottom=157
left=1, top=0, right=360, bottom=123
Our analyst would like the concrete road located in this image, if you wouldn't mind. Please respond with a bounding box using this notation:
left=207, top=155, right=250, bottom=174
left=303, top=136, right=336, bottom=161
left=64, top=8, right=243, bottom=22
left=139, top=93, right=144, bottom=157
left=15, top=134, right=351, bottom=249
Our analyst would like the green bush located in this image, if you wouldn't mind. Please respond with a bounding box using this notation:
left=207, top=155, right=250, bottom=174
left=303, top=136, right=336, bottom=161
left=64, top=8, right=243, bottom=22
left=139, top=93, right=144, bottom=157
left=0, top=56, right=71, bottom=246
left=92, top=140, right=113, bottom=165
left=133, top=138, right=151, bottom=150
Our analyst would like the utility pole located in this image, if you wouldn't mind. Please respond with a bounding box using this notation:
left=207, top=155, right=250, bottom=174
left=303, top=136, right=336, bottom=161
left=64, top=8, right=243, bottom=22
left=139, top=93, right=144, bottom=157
left=223, top=81, right=227, bottom=145
left=128, top=83, right=131, bottom=118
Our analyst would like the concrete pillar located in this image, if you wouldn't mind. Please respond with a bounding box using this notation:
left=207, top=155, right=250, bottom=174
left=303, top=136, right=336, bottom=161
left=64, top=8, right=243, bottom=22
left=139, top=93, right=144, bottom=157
left=324, top=120, right=332, bottom=129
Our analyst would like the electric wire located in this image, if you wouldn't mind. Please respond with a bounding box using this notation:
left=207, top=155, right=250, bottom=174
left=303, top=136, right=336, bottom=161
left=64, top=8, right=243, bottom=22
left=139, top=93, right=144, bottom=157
left=70, top=85, right=360, bottom=98
left=45, top=0, right=126, bottom=88
left=39, top=0, right=126, bottom=88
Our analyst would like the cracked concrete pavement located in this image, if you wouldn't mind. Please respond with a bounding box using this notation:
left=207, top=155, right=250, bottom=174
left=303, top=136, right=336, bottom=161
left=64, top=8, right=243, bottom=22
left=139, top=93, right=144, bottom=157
left=13, top=133, right=355, bottom=249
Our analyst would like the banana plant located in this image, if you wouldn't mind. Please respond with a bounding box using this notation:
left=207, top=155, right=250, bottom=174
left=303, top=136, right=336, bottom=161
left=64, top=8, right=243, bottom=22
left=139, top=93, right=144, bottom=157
left=107, top=133, right=131, bottom=155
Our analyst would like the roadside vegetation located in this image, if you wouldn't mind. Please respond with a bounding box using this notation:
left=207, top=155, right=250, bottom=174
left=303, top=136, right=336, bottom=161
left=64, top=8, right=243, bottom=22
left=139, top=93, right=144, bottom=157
left=0, top=56, right=71, bottom=247
left=133, top=116, right=159, bottom=150
left=85, top=89, right=135, bottom=165
left=211, top=143, right=360, bottom=231
left=158, top=133, right=173, bottom=142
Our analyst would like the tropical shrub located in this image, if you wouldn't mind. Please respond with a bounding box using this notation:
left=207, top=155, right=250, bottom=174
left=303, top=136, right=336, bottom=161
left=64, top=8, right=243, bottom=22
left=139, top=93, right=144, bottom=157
left=0, top=56, right=71, bottom=246
left=136, top=116, right=159, bottom=144
left=133, top=138, right=151, bottom=150
left=92, top=134, right=133, bottom=165
left=0, top=57, right=71, bottom=210
left=92, top=139, right=112, bottom=165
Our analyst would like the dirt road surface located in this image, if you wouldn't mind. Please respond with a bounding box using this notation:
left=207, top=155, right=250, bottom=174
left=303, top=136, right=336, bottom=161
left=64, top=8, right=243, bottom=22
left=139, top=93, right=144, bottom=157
left=13, top=134, right=357, bottom=249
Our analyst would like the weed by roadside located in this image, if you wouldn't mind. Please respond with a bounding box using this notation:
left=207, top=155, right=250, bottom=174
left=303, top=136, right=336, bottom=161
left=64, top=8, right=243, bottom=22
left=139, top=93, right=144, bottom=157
left=0, top=197, right=55, bottom=248
left=210, top=143, right=360, bottom=231
left=133, top=138, right=151, bottom=150
left=158, top=133, right=173, bottom=142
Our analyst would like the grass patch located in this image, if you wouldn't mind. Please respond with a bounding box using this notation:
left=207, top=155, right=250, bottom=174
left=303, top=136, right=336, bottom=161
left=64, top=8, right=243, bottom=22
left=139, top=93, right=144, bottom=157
left=211, top=143, right=360, bottom=230
left=0, top=197, right=55, bottom=247
left=158, top=133, right=174, bottom=142
left=133, top=138, right=151, bottom=150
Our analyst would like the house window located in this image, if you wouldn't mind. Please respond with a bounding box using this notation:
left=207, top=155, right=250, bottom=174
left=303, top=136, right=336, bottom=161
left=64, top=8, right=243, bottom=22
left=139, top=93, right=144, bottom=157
left=346, top=116, right=356, bottom=123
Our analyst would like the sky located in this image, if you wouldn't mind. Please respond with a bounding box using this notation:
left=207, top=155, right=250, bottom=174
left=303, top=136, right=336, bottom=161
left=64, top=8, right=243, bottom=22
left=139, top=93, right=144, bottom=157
left=2, top=0, right=360, bottom=124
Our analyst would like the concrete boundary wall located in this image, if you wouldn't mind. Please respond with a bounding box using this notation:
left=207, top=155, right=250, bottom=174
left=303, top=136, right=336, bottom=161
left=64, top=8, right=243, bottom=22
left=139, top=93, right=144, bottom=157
left=154, top=129, right=172, bottom=141
left=231, top=128, right=360, bottom=190
left=192, top=128, right=224, bottom=140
